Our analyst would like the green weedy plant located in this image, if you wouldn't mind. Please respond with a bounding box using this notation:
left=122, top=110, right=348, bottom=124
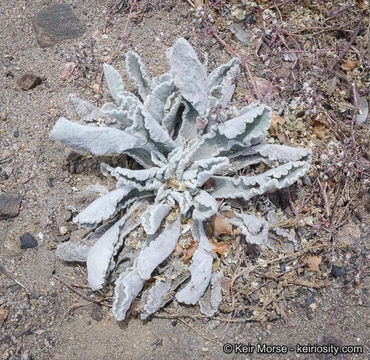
left=51, top=38, right=311, bottom=320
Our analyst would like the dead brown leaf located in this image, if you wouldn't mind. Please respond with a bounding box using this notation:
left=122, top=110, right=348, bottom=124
left=184, top=239, right=199, bottom=260
left=210, top=237, right=229, bottom=255
left=304, top=255, right=322, bottom=274
left=291, top=279, right=329, bottom=288
left=174, top=243, right=184, bottom=257
left=211, top=214, right=233, bottom=236
left=270, top=111, right=285, bottom=135
left=0, top=308, right=8, bottom=327
left=222, top=211, right=235, bottom=218
left=341, top=58, right=360, bottom=71
left=313, top=120, right=329, bottom=139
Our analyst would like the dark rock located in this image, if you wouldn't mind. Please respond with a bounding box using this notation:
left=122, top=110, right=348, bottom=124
left=91, top=303, right=103, bottom=322
left=323, top=103, right=333, bottom=110
left=331, top=265, right=346, bottom=278
left=20, top=233, right=38, bottom=249
left=306, top=294, right=315, bottom=306
left=0, top=170, right=9, bottom=180
left=279, top=262, right=286, bottom=272
left=23, top=329, right=33, bottom=336
left=244, top=13, right=256, bottom=26
left=62, top=210, right=72, bottom=222
left=33, top=4, right=86, bottom=48
left=13, top=130, right=19, bottom=137
left=17, top=74, right=42, bottom=90
left=0, top=193, right=21, bottom=219
left=29, top=291, right=40, bottom=300
left=1, top=334, right=11, bottom=344
left=46, top=177, right=54, bottom=187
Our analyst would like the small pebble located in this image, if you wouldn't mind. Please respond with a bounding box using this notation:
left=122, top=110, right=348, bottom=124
left=13, top=130, right=19, bottom=137
left=279, top=262, right=286, bottom=271
left=20, top=233, right=38, bottom=249
left=306, top=294, right=315, bottom=306
left=59, top=226, right=68, bottom=235
left=17, top=74, right=42, bottom=90
left=62, top=210, right=72, bottom=222
left=331, top=265, right=346, bottom=278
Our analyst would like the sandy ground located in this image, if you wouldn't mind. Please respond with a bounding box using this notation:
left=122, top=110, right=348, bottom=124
left=0, top=1, right=368, bottom=359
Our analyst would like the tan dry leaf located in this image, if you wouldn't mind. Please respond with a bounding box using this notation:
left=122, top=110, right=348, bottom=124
left=0, top=308, right=8, bottom=327
left=304, top=255, right=322, bottom=274
left=184, top=239, right=199, bottom=260
left=210, top=237, right=229, bottom=255
left=174, top=243, right=184, bottom=256
left=211, top=214, right=233, bottom=236
left=341, top=58, right=360, bottom=71
left=313, top=120, right=329, bottom=139
left=222, top=211, right=235, bottom=218
left=269, top=111, right=285, bottom=134
left=291, top=279, right=329, bottom=288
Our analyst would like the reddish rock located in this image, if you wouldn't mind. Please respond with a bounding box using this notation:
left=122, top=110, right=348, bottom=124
left=17, top=74, right=42, bottom=90
left=0, top=192, right=21, bottom=219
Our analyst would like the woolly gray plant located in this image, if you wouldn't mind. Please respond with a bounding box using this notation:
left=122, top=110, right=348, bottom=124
left=51, top=38, right=311, bottom=320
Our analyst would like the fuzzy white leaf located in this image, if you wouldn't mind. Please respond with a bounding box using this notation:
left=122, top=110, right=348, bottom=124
left=126, top=51, right=152, bottom=100
left=141, top=204, right=172, bottom=235
left=73, top=186, right=134, bottom=229
left=103, top=63, right=125, bottom=104
left=167, top=38, right=208, bottom=115
left=113, top=268, right=146, bottom=321
left=137, top=218, right=181, bottom=280
left=50, top=117, right=145, bottom=155
left=228, top=214, right=269, bottom=246
left=87, top=201, right=146, bottom=290
left=199, top=272, right=223, bottom=317
left=192, top=191, right=218, bottom=221
left=176, top=221, right=212, bottom=304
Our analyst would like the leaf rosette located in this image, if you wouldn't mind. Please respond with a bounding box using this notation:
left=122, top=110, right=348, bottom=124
left=52, top=38, right=311, bottom=320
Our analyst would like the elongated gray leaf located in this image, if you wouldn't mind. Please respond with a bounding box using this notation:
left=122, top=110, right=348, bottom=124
left=141, top=203, right=172, bottom=235
left=210, top=160, right=310, bottom=200
left=65, top=94, right=109, bottom=123
left=113, top=268, right=146, bottom=321
left=103, top=63, right=125, bottom=104
left=199, top=272, right=223, bottom=317
left=137, top=218, right=181, bottom=280
left=140, top=276, right=172, bottom=320
left=126, top=51, right=152, bottom=100
left=176, top=221, right=213, bottom=304
left=181, top=157, right=229, bottom=188
left=208, top=57, right=240, bottom=110
left=101, top=163, right=162, bottom=191
left=73, top=186, right=133, bottom=229
left=190, top=103, right=272, bottom=161
left=152, top=73, right=174, bottom=103
left=87, top=201, right=146, bottom=290
left=50, top=117, right=145, bottom=155
left=162, top=93, right=182, bottom=135
left=229, top=143, right=312, bottom=163
left=167, top=38, right=207, bottom=115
